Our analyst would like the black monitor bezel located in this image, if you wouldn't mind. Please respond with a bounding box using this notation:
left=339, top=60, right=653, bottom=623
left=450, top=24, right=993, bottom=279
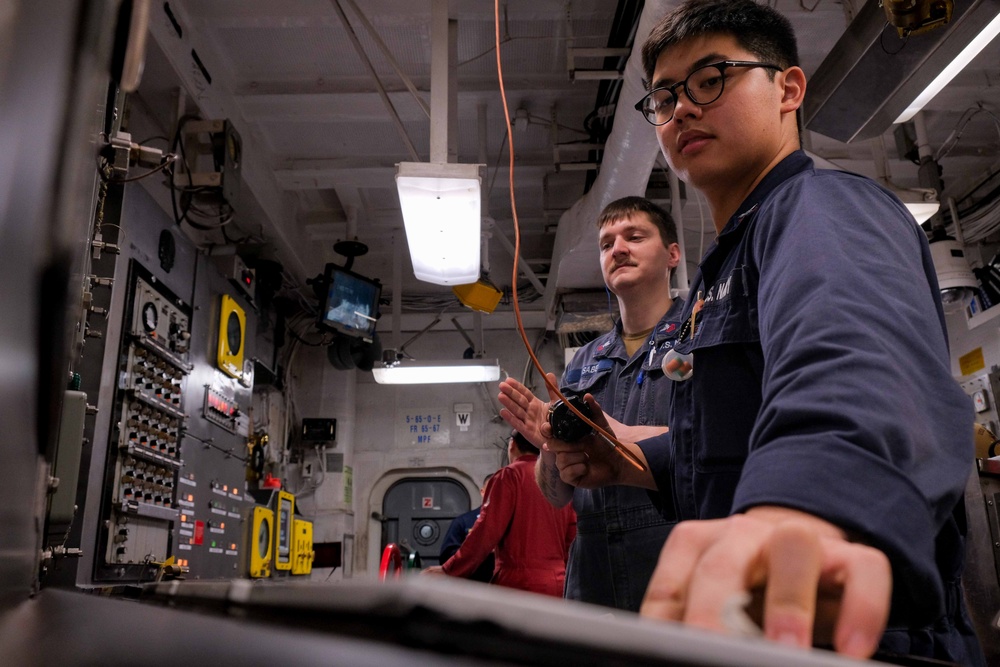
left=319, top=263, right=381, bottom=341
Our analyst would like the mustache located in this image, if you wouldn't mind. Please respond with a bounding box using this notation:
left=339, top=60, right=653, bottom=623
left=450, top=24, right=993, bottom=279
left=611, top=260, right=637, bottom=271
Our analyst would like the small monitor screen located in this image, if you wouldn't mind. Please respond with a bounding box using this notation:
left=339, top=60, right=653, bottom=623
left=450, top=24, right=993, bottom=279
left=320, top=264, right=381, bottom=340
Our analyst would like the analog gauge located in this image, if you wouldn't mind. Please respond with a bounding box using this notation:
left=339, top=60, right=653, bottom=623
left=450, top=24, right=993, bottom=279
left=257, top=516, right=271, bottom=558
left=226, top=311, right=242, bottom=355
left=141, top=302, right=158, bottom=333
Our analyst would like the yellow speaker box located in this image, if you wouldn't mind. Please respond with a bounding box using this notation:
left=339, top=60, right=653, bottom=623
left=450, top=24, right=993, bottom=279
left=249, top=505, right=273, bottom=578
left=217, top=294, right=246, bottom=378
left=291, top=517, right=314, bottom=575
left=452, top=279, right=503, bottom=314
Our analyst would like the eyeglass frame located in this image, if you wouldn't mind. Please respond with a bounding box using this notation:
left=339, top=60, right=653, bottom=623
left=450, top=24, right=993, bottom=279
left=634, top=60, right=784, bottom=126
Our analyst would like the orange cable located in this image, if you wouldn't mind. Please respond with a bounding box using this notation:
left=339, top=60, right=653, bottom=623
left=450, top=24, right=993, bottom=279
left=493, top=0, right=645, bottom=473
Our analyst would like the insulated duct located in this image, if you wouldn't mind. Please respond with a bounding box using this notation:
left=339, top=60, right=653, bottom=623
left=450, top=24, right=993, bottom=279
left=541, top=0, right=673, bottom=324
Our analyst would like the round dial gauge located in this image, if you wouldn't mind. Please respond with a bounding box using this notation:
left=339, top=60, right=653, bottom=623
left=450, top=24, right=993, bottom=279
left=257, top=516, right=271, bottom=557
left=141, top=302, right=158, bottom=333
left=226, top=311, right=242, bottom=355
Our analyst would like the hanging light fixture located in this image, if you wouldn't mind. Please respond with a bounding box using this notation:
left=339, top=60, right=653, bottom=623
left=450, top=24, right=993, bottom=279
left=372, top=358, right=500, bottom=385
left=804, top=0, right=1000, bottom=142
left=395, top=0, right=483, bottom=286
left=396, top=161, right=482, bottom=285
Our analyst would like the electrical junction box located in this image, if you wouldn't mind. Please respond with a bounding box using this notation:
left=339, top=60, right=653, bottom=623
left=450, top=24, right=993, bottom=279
left=174, top=118, right=242, bottom=208
left=229, top=254, right=255, bottom=300
left=302, top=418, right=337, bottom=443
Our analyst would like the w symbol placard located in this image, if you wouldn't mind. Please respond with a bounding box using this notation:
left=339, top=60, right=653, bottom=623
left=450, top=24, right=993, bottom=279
left=456, top=412, right=471, bottom=431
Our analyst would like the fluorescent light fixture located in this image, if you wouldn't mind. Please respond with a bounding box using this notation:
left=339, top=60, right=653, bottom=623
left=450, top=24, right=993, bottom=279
left=395, top=161, right=482, bottom=286
left=896, top=10, right=1000, bottom=123
left=805, top=0, right=1000, bottom=143
left=372, top=358, right=501, bottom=385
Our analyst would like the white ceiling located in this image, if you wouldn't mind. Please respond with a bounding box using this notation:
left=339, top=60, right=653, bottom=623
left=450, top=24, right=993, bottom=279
left=129, top=0, right=1000, bottom=331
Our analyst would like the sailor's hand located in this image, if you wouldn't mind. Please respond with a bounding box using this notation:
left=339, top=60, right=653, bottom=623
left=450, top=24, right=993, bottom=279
left=498, top=375, right=553, bottom=448
left=539, top=393, right=624, bottom=489
left=640, top=507, right=890, bottom=659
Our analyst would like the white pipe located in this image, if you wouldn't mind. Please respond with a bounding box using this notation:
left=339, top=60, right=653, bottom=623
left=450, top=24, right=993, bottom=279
left=541, top=0, right=673, bottom=326
left=430, top=0, right=457, bottom=163
left=392, top=232, right=403, bottom=351
left=948, top=197, right=965, bottom=246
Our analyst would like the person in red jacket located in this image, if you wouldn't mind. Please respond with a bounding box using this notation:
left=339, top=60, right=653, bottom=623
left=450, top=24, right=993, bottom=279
left=422, top=430, right=577, bottom=596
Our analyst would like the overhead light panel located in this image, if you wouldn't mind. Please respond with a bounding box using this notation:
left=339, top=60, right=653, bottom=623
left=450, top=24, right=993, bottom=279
left=804, top=0, right=1000, bottom=143
left=372, top=358, right=501, bottom=385
left=896, top=9, right=1000, bottom=123
left=395, top=161, right=482, bottom=286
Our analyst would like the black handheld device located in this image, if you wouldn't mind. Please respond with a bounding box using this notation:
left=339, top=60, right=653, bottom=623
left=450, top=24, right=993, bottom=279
left=547, top=394, right=593, bottom=442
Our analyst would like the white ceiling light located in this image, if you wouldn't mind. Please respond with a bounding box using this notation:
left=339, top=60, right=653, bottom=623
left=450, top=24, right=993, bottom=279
left=896, top=10, right=1000, bottom=123
left=805, top=0, right=1000, bottom=143
left=372, top=358, right=501, bottom=385
left=396, top=161, right=482, bottom=285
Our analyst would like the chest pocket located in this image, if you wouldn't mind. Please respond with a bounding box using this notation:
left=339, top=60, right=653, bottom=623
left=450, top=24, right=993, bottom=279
left=562, top=358, right=615, bottom=394
left=683, top=266, right=759, bottom=352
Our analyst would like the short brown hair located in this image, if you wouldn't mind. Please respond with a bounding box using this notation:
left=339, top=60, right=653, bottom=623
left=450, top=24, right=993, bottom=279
left=597, top=196, right=678, bottom=247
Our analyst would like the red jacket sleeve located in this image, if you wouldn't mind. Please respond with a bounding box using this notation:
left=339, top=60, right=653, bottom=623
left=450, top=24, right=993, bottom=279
left=441, top=470, right=515, bottom=578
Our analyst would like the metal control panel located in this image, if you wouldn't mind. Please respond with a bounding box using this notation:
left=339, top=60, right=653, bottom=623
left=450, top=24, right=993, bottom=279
left=170, top=253, right=255, bottom=580
left=97, top=263, right=192, bottom=581
left=961, top=371, right=1000, bottom=437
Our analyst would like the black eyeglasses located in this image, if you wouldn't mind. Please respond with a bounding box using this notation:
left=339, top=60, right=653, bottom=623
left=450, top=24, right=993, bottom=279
left=634, top=60, right=783, bottom=126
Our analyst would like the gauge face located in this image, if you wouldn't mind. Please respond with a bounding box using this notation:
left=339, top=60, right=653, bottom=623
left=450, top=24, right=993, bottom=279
left=226, top=311, right=242, bottom=355
left=141, top=302, right=158, bottom=333
left=257, top=516, right=270, bottom=557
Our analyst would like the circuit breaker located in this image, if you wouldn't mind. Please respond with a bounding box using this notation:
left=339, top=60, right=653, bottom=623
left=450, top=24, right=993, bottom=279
left=97, top=263, right=191, bottom=581
left=962, top=372, right=1000, bottom=438
left=291, top=517, right=314, bottom=575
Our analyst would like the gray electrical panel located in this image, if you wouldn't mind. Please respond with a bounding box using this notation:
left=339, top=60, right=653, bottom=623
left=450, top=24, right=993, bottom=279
left=94, top=263, right=191, bottom=582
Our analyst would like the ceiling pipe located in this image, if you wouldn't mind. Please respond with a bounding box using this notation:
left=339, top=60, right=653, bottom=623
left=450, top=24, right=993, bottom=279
left=479, top=99, right=545, bottom=293
left=430, top=0, right=458, bottom=164
left=540, top=0, right=672, bottom=326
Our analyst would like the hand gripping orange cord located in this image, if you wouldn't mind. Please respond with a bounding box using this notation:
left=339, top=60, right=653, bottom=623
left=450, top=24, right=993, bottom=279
left=493, top=0, right=645, bottom=473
